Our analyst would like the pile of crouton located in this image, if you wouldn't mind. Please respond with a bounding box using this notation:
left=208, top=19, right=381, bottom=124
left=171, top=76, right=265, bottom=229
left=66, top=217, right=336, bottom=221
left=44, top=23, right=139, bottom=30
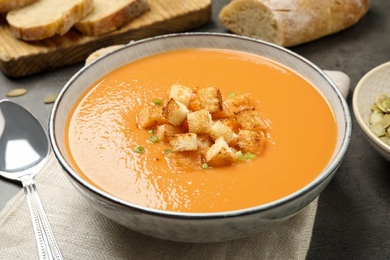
left=137, top=83, right=269, bottom=170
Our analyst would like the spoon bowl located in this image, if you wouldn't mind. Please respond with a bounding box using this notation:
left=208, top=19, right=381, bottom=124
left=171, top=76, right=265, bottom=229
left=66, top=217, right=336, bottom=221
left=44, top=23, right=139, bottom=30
left=0, top=100, right=62, bottom=259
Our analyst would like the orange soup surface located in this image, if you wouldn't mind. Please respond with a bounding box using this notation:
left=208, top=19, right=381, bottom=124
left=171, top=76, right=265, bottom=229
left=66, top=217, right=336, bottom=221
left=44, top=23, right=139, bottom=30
left=65, top=48, right=337, bottom=213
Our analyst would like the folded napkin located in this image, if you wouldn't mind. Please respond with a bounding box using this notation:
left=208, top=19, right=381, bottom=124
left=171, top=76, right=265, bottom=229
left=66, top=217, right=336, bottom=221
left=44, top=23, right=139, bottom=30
left=0, top=70, right=349, bottom=260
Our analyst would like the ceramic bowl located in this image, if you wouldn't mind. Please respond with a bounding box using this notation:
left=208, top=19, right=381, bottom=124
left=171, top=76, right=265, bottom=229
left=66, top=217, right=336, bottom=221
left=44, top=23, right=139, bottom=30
left=49, top=33, right=352, bottom=243
left=353, top=61, right=390, bottom=161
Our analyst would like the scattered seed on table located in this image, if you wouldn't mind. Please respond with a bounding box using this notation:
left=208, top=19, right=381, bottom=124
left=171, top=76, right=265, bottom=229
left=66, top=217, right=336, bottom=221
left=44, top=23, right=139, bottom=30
left=6, top=88, right=27, bottom=97
left=44, top=94, right=58, bottom=104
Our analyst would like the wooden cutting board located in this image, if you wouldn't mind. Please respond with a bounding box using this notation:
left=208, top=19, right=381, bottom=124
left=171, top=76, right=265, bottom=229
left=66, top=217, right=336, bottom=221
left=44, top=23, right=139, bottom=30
left=0, top=0, right=211, bottom=78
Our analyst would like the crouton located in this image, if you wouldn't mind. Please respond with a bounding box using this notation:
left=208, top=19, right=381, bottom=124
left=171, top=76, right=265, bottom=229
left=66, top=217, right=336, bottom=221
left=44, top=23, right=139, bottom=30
left=137, top=105, right=166, bottom=129
left=225, top=93, right=254, bottom=114
left=236, top=130, right=267, bottom=154
left=166, top=151, right=202, bottom=173
left=170, top=133, right=198, bottom=152
left=191, top=87, right=223, bottom=113
left=155, top=124, right=183, bottom=143
left=163, top=98, right=190, bottom=126
left=205, top=137, right=236, bottom=167
left=169, top=83, right=193, bottom=107
left=235, top=108, right=268, bottom=131
left=208, top=120, right=237, bottom=144
left=187, top=109, right=213, bottom=134
left=215, top=117, right=236, bottom=131
left=197, top=134, right=213, bottom=157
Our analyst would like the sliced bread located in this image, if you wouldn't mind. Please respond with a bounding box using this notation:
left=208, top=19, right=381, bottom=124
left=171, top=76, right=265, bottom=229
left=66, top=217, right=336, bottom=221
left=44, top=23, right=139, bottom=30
left=6, top=0, right=94, bottom=41
left=74, top=0, right=150, bottom=36
left=0, top=0, right=38, bottom=13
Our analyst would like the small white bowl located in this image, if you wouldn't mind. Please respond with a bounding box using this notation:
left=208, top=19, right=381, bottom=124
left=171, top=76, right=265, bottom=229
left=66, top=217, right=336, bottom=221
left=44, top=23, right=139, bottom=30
left=353, top=61, right=390, bottom=161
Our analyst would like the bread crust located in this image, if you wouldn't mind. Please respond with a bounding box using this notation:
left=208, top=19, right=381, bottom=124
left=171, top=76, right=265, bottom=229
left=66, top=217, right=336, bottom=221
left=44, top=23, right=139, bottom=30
left=74, top=0, right=150, bottom=36
left=6, top=0, right=94, bottom=41
left=219, top=0, right=370, bottom=47
left=0, top=0, right=38, bottom=13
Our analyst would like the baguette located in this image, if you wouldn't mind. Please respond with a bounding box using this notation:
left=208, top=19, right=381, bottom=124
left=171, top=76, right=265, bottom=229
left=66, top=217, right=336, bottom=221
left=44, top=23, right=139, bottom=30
left=6, top=0, right=93, bottom=41
left=75, top=0, right=150, bottom=36
left=219, top=0, right=370, bottom=47
left=0, top=0, right=37, bottom=13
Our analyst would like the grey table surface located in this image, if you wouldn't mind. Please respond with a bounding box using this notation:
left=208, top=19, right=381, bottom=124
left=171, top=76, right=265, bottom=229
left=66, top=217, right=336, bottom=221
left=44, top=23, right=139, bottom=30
left=1, top=0, right=389, bottom=259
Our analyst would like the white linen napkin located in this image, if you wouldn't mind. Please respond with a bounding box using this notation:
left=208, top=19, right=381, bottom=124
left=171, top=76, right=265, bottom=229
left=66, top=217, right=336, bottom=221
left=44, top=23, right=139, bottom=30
left=0, top=70, right=349, bottom=260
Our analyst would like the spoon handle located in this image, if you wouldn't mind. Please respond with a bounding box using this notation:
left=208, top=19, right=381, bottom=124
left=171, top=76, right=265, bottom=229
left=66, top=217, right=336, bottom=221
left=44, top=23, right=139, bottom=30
left=23, top=179, right=63, bottom=260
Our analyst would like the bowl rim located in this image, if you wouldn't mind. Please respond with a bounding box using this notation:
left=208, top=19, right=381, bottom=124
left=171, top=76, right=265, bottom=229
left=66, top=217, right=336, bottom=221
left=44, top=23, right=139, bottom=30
left=352, top=61, right=390, bottom=154
left=49, top=32, right=352, bottom=219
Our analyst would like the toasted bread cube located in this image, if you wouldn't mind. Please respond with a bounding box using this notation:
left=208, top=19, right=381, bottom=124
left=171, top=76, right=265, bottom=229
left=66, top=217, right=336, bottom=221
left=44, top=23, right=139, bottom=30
left=163, top=98, right=190, bottom=126
left=197, top=134, right=213, bottom=157
left=187, top=109, right=213, bottom=134
left=191, top=87, right=223, bottom=113
left=169, top=83, right=193, bottom=107
left=236, top=130, right=267, bottom=154
left=155, top=124, right=183, bottom=143
left=215, top=117, right=236, bottom=131
left=137, top=105, right=166, bottom=129
left=208, top=120, right=237, bottom=144
left=170, top=133, right=198, bottom=152
left=225, top=93, right=254, bottom=114
left=166, top=151, right=202, bottom=173
left=235, top=108, right=267, bottom=131
left=205, top=137, right=236, bottom=167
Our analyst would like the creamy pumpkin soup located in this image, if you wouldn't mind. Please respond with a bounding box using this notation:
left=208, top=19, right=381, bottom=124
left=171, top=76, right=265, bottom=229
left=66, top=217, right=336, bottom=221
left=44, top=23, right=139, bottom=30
left=65, top=48, right=337, bottom=213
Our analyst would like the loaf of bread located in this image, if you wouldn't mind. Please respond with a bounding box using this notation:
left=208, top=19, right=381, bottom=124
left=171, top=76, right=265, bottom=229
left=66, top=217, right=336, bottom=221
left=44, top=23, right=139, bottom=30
left=0, top=0, right=37, bottom=13
left=219, top=0, right=370, bottom=47
left=74, top=0, right=150, bottom=36
left=6, top=0, right=93, bottom=41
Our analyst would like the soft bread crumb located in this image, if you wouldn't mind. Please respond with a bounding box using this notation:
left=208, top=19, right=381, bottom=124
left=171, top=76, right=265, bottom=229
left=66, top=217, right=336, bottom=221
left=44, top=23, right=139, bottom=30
left=6, top=0, right=94, bottom=41
left=219, top=0, right=281, bottom=45
left=75, top=0, right=150, bottom=36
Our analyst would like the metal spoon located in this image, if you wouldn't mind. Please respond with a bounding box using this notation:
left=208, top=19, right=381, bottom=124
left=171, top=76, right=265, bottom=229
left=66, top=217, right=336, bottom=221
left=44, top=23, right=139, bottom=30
left=0, top=100, right=62, bottom=260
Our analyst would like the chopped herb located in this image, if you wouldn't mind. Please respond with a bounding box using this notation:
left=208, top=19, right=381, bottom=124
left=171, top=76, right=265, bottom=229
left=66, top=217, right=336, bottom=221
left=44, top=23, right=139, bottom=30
left=236, top=151, right=255, bottom=161
left=153, top=99, right=163, bottom=106
left=243, top=152, right=255, bottom=160
left=236, top=151, right=244, bottom=160
left=133, top=146, right=145, bottom=154
left=163, top=149, right=171, bottom=155
left=148, top=129, right=155, bottom=134
left=228, top=92, right=236, bottom=98
left=149, top=135, right=159, bottom=143
left=202, top=163, right=209, bottom=169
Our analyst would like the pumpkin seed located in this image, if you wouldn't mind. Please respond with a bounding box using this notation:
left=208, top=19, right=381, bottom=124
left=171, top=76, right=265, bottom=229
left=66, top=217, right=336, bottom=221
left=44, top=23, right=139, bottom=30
left=369, top=111, right=383, bottom=124
left=6, top=88, right=27, bottom=97
left=44, top=94, right=57, bottom=104
left=369, top=93, right=390, bottom=143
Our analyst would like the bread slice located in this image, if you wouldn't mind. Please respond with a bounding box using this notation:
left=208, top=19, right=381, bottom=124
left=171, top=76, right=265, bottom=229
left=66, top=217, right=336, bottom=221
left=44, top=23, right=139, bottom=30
left=6, top=0, right=93, bottom=41
left=74, top=0, right=150, bottom=36
left=0, top=0, right=38, bottom=13
left=219, top=0, right=370, bottom=47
